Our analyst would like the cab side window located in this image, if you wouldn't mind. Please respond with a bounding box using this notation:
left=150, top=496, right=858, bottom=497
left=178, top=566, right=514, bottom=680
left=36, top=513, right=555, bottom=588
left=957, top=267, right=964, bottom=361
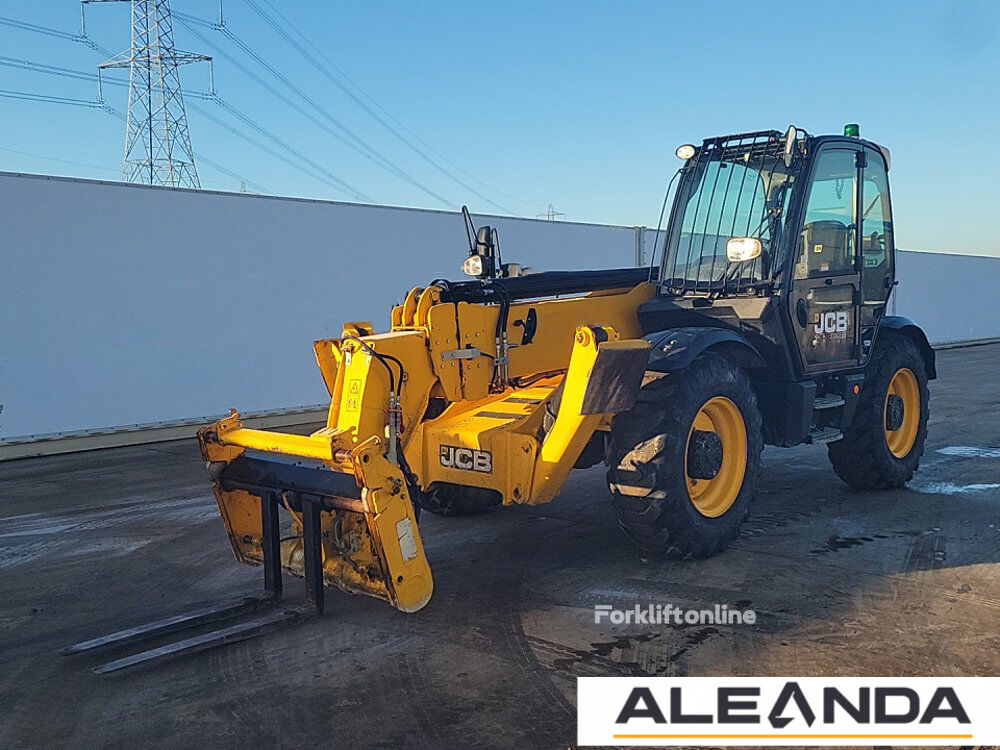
left=860, top=150, right=893, bottom=303
left=794, top=149, right=857, bottom=279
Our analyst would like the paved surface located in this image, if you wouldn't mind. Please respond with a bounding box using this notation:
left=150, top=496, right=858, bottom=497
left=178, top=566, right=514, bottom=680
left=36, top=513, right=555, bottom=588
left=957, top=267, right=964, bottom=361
left=2, top=344, right=999, bottom=749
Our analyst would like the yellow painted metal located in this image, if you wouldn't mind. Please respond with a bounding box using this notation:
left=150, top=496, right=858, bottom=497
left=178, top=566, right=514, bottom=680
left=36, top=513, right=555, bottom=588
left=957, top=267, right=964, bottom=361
left=528, top=329, right=651, bottom=504
left=401, top=286, right=423, bottom=327
left=452, top=283, right=656, bottom=402
left=415, top=286, right=440, bottom=326
left=423, top=302, right=463, bottom=401
left=885, top=367, right=919, bottom=458
left=342, top=321, right=374, bottom=338
left=454, top=301, right=498, bottom=400
left=417, top=384, right=554, bottom=504
left=685, top=396, right=747, bottom=518
left=505, top=288, right=653, bottom=378
left=333, top=330, right=435, bottom=448
left=313, top=338, right=342, bottom=397
left=349, top=437, right=433, bottom=611
left=528, top=327, right=606, bottom=504
left=198, top=427, right=262, bottom=565
left=216, top=426, right=338, bottom=461
left=200, top=275, right=657, bottom=612
left=201, top=426, right=432, bottom=611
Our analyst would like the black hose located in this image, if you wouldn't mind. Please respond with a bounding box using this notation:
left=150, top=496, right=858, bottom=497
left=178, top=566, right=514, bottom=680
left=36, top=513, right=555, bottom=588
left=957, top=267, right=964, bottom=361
left=341, top=335, right=404, bottom=399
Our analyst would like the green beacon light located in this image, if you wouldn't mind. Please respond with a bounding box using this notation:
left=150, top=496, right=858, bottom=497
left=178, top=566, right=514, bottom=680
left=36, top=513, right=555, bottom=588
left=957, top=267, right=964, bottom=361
left=844, top=123, right=860, bottom=137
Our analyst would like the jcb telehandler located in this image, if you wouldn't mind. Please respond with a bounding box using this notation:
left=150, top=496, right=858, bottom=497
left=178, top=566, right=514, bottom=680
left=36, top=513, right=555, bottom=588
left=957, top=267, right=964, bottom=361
left=65, top=125, right=934, bottom=672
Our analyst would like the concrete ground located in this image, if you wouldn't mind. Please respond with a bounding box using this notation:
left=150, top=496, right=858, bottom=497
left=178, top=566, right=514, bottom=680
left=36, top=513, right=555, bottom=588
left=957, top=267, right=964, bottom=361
left=1, top=344, right=999, bottom=750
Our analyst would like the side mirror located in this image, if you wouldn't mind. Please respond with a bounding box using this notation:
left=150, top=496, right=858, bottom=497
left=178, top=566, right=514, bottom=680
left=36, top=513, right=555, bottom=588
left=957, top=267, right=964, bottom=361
left=726, top=237, right=762, bottom=263
left=783, top=125, right=797, bottom=168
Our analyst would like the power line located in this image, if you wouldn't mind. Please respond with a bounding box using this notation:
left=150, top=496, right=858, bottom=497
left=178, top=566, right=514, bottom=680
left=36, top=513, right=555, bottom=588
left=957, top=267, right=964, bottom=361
left=1, top=8, right=492, bottom=208
left=0, top=145, right=120, bottom=173
left=0, top=90, right=270, bottom=193
left=174, top=10, right=457, bottom=208
left=191, top=98, right=373, bottom=201
left=0, top=15, right=78, bottom=42
left=253, top=0, right=549, bottom=210
left=0, top=88, right=103, bottom=107
left=0, top=56, right=366, bottom=200
left=193, top=153, right=270, bottom=194
left=0, top=19, right=368, bottom=201
left=241, top=0, right=518, bottom=215
left=0, top=54, right=214, bottom=100
left=174, top=20, right=375, bottom=199
left=0, top=14, right=103, bottom=55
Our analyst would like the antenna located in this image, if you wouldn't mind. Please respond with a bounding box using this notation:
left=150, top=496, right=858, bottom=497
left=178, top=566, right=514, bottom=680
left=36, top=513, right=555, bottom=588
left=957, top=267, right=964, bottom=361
left=84, top=0, right=211, bottom=187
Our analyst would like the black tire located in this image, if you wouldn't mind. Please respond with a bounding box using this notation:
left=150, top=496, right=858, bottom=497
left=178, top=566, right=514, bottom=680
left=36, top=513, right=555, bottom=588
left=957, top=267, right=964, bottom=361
left=606, top=353, right=764, bottom=559
left=417, top=483, right=502, bottom=517
left=828, top=333, right=929, bottom=490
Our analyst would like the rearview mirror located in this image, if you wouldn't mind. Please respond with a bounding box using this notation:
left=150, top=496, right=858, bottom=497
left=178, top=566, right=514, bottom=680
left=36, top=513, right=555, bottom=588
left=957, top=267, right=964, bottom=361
left=726, top=237, right=762, bottom=262
left=783, top=125, right=797, bottom=168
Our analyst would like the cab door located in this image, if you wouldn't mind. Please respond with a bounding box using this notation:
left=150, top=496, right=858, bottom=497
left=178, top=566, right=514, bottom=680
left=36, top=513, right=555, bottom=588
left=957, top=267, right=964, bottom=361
left=789, top=146, right=862, bottom=372
left=858, top=147, right=895, bottom=361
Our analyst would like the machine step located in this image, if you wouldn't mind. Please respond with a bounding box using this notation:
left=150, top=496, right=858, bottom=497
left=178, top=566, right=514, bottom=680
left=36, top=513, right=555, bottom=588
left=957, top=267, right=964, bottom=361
left=809, top=426, right=843, bottom=444
left=813, top=394, right=845, bottom=410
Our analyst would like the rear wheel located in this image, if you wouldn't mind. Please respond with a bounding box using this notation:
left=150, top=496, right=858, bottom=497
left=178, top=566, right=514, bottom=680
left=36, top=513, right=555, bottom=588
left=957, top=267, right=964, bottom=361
left=606, top=353, right=763, bottom=558
left=828, top=333, right=929, bottom=489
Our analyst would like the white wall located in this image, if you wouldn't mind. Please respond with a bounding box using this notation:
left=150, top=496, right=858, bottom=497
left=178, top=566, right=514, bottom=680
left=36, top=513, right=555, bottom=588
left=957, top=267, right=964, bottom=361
left=3, top=172, right=996, bottom=443
left=892, top=250, right=1000, bottom=344
left=0, top=172, right=639, bottom=440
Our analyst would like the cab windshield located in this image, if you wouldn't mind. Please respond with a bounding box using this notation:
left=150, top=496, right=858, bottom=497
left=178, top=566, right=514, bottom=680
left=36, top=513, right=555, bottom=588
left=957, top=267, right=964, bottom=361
left=661, top=133, right=799, bottom=293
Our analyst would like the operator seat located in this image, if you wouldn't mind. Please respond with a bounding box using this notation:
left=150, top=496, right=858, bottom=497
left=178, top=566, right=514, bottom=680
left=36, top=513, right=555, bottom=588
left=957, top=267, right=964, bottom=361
left=798, top=220, right=851, bottom=277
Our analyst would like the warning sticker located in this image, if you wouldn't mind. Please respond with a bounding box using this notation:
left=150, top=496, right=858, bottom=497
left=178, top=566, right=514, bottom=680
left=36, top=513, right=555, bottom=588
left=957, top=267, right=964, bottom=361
left=396, top=518, right=418, bottom=562
left=346, top=379, right=361, bottom=411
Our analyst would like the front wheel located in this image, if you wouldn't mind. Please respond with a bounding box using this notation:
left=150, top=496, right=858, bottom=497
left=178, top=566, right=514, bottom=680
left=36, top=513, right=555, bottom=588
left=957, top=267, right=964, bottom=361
left=606, top=353, right=764, bottom=559
left=828, top=333, right=929, bottom=490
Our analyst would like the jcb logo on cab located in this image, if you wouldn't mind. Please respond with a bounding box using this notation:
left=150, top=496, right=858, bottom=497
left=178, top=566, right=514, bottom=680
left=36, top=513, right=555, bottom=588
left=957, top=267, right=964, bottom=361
left=815, top=311, right=849, bottom=334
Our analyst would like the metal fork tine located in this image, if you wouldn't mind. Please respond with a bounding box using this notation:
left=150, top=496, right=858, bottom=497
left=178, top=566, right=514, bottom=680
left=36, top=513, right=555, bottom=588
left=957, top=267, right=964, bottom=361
left=60, top=595, right=276, bottom=656
left=92, top=606, right=316, bottom=674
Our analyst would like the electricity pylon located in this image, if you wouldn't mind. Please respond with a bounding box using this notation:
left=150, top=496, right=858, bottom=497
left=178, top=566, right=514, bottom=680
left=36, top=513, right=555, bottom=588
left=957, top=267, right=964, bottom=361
left=85, top=0, right=210, bottom=187
left=537, top=204, right=566, bottom=221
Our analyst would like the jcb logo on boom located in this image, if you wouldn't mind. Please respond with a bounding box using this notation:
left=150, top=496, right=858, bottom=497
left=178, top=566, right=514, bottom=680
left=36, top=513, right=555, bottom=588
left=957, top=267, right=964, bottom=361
left=815, top=311, right=849, bottom=335
left=439, top=445, right=492, bottom=473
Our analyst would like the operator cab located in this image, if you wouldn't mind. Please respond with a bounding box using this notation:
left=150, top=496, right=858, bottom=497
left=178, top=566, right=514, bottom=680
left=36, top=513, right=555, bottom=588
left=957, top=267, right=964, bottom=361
left=641, top=125, right=896, bottom=380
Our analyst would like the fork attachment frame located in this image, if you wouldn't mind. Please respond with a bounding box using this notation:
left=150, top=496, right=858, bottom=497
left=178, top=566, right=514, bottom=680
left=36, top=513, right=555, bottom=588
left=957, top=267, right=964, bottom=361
left=60, top=491, right=324, bottom=674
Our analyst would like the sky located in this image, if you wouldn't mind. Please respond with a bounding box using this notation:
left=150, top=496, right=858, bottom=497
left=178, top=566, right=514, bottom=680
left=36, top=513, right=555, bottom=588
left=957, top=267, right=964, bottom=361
left=1, top=0, right=999, bottom=255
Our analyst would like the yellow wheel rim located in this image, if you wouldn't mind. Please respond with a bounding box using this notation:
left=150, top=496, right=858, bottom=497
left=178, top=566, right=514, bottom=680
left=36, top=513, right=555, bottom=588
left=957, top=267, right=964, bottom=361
left=884, top=367, right=919, bottom=458
left=685, top=396, right=747, bottom=518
